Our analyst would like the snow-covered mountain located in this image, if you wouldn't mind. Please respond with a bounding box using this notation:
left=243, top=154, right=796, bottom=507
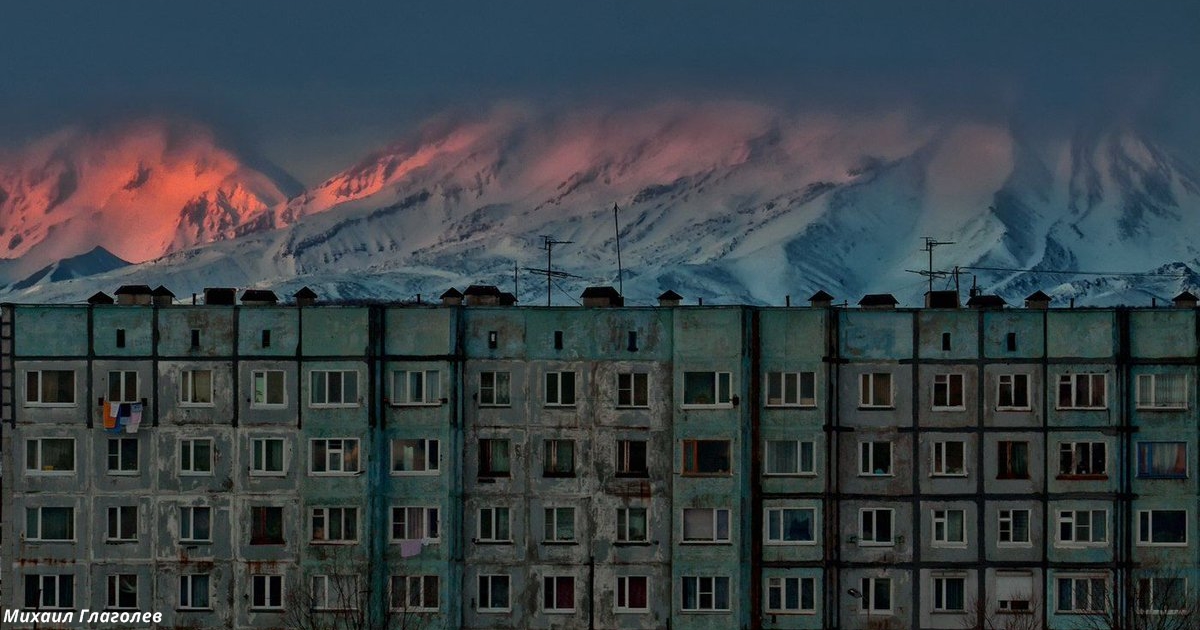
left=3, top=103, right=1200, bottom=306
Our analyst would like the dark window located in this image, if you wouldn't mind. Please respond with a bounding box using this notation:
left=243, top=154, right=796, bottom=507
left=261, top=330, right=271, bottom=348
left=997, top=441, right=1030, bottom=479
left=1006, top=332, right=1017, bottom=351
left=250, top=506, right=284, bottom=544
left=617, top=440, right=649, bottom=477
left=942, top=332, right=951, bottom=351
left=542, top=440, right=575, bottom=477
left=190, top=329, right=200, bottom=348
left=487, top=331, right=498, bottom=349
left=627, top=331, right=638, bottom=352
left=554, top=331, right=563, bottom=350
left=479, top=439, right=511, bottom=477
left=682, top=440, right=731, bottom=475
left=116, top=329, right=126, bottom=348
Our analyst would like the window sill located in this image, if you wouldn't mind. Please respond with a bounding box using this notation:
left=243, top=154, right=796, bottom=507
left=308, top=472, right=362, bottom=477
left=473, top=540, right=513, bottom=545
left=181, top=540, right=213, bottom=545
left=177, top=608, right=214, bottom=612
left=308, top=404, right=361, bottom=409
left=391, top=471, right=440, bottom=477
left=391, top=402, right=444, bottom=408
left=765, top=610, right=817, bottom=615
left=765, top=540, right=818, bottom=546
left=250, top=471, right=288, bottom=477
left=107, top=471, right=140, bottom=476
left=614, top=541, right=653, bottom=547
left=1136, top=406, right=1189, bottom=411
left=680, top=540, right=732, bottom=545
left=930, top=473, right=968, bottom=478
left=543, top=404, right=577, bottom=409
left=615, top=608, right=651, bottom=614
left=931, top=407, right=967, bottom=412
left=179, top=402, right=216, bottom=408
left=104, top=539, right=138, bottom=544
left=477, top=609, right=512, bottom=614
left=24, top=403, right=78, bottom=409
left=250, top=404, right=289, bottom=409
left=764, top=404, right=818, bottom=409
left=615, top=405, right=651, bottom=410
left=391, top=539, right=440, bottom=545
left=858, top=473, right=895, bottom=478
left=1056, top=474, right=1108, bottom=481
left=1136, top=542, right=1188, bottom=547
left=249, top=607, right=285, bottom=612
left=997, top=542, right=1033, bottom=548
left=179, top=472, right=215, bottom=477
left=857, top=406, right=895, bottom=411
left=26, top=471, right=76, bottom=476
left=932, top=543, right=968, bottom=549
left=541, top=540, right=579, bottom=546
left=857, top=543, right=896, bottom=548
left=764, top=472, right=818, bottom=478
left=996, top=406, right=1033, bottom=412
left=478, top=404, right=512, bottom=409
left=1054, top=407, right=1108, bottom=411
left=681, top=404, right=734, bottom=410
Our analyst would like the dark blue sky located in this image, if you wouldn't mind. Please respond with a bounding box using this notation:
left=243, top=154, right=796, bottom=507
left=2, top=1, right=1197, bottom=183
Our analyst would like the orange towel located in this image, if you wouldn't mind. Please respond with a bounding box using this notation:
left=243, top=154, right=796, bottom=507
left=103, top=401, right=117, bottom=429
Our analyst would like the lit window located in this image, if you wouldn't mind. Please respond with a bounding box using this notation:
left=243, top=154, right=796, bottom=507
left=179, top=438, right=213, bottom=475
left=765, top=508, right=816, bottom=544
left=479, top=439, right=511, bottom=477
left=311, top=507, right=358, bottom=543
left=478, top=507, right=511, bottom=542
left=681, top=576, right=731, bottom=611
left=310, top=438, right=360, bottom=474
left=545, top=371, right=576, bottom=406
left=250, top=506, right=284, bottom=545
left=682, top=439, right=731, bottom=475
left=108, top=370, right=139, bottom=404
left=617, top=507, right=648, bottom=543
left=1137, top=442, right=1188, bottom=479
left=616, top=576, right=649, bottom=612
left=391, top=370, right=441, bottom=405
left=180, top=506, right=211, bottom=543
left=997, top=374, right=1030, bottom=410
left=765, top=440, right=815, bottom=476
left=544, top=507, right=576, bottom=542
left=617, top=372, right=649, bottom=407
left=478, top=574, right=510, bottom=612
left=26, top=438, right=75, bottom=474
left=1137, top=510, right=1187, bottom=546
left=1057, top=373, right=1106, bottom=409
left=683, top=371, right=733, bottom=407
left=26, top=506, right=74, bottom=541
left=1058, top=441, right=1106, bottom=477
left=858, top=577, right=892, bottom=613
left=1057, top=509, right=1108, bottom=545
left=391, top=439, right=439, bottom=474
left=931, top=509, right=966, bottom=546
left=766, top=371, right=816, bottom=407
left=543, top=575, right=575, bottom=612
left=858, top=508, right=893, bottom=546
left=251, top=438, right=286, bottom=475
left=543, top=439, right=575, bottom=477
left=766, top=576, right=816, bottom=613
left=859, top=372, right=893, bottom=408
left=310, top=370, right=358, bottom=407
left=24, top=370, right=76, bottom=405
left=107, top=574, right=138, bottom=610
left=998, top=509, right=1031, bottom=545
left=390, top=575, right=439, bottom=612
left=932, top=576, right=966, bottom=612
left=106, top=506, right=137, bottom=542
left=616, top=440, right=649, bottom=477
left=250, top=575, right=283, bottom=610
left=1137, top=373, right=1188, bottom=409
left=24, top=575, right=74, bottom=609
left=179, top=369, right=213, bottom=405
left=391, top=506, right=440, bottom=542
left=1056, top=575, right=1106, bottom=613
left=859, top=441, right=892, bottom=476
left=479, top=371, right=511, bottom=407
left=683, top=508, right=730, bottom=543
left=997, top=441, right=1030, bottom=479
left=107, top=438, right=139, bottom=474
left=179, top=574, right=211, bottom=609
left=251, top=370, right=286, bottom=407
left=931, top=440, right=966, bottom=476
left=932, top=373, right=965, bottom=410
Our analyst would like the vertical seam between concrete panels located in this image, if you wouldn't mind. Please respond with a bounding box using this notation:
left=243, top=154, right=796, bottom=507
left=910, top=310, right=921, bottom=630
left=152, top=305, right=160, bottom=427
left=748, top=307, right=762, bottom=629
left=231, top=306, right=240, bottom=428
left=1117, top=308, right=1131, bottom=627
left=975, top=308, right=986, bottom=629
left=826, top=306, right=840, bottom=630
left=1039, top=308, right=1050, bottom=630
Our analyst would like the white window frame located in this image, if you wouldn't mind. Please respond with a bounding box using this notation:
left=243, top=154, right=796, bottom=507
left=544, top=371, right=577, bottom=406
left=765, top=371, right=817, bottom=407
left=997, top=373, right=1032, bottom=410
left=765, top=440, right=816, bottom=476
left=681, top=576, right=731, bottom=612
left=179, top=369, right=214, bottom=406
left=24, top=370, right=77, bottom=407
left=106, top=438, right=139, bottom=475
left=106, top=505, right=138, bottom=542
left=858, top=577, right=893, bottom=614
left=311, top=507, right=359, bottom=543
left=932, top=575, right=967, bottom=612
left=179, top=438, right=214, bottom=476
left=107, top=370, right=140, bottom=404
left=616, top=372, right=649, bottom=408
left=1057, top=509, right=1108, bottom=546
left=25, top=437, right=75, bottom=475
left=1136, top=373, right=1189, bottom=410
left=250, top=437, right=287, bottom=476
left=391, top=438, right=440, bottom=475
left=25, top=506, right=75, bottom=541
left=106, top=573, right=138, bottom=610
left=615, top=575, right=650, bottom=613
left=178, top=574, right=212, bottom=610
left=1056, top=575, right=1107, bottom=613
left=250, top=574, right=284, bottom=610
left=309, top=369, right=359, bottom=407
left=1057, top=373, right=1107, bottom=410
left=391, top=506, right=440, bottom=543
left=478, top=506, right=511, bottom=543
left=477, top=574, right=511, bottom=612
left=996, top=572, right=1035, bottom=612
left=1137, top=509, right=1188, bottom=546
left=859, top=441, right=892, bottom=476
left=931, top=509, right=967, bottom=547
left=542, top=575, right=576, bottom=613
left=765, top=576, right=816, bottom=614
left=311, top=574, right=358, bottom=611
left=180, top=506, right=212, bottom=543
left=251, top=369, right=287, bottom=408
left=544, top=506, right=576, bottom=543
left=1136, top=576, right=1188, bottom=614
left=932, top=373, right=966, bottom=411
left=390, top=575, right=439, bottom=612
left=765, top=507, right=817, bottom=545
left=998, top=509, right=1032, bottom=546
left=617, top=507, right=649, bottom=543
left=859, top=372, right=893, bottom=408
left=1058, top=441, right=1107, bottom=477
left=858, top=508, right=894, bottom=547
left=682, top=371, right=733, bottom=408
left=478, top=371, right=511, bottom=407
left=931, top=440, right=967, bottom=476
left=309, top=438, right=360, bottom=475
left=682, top=508, right=731, bottom=543
left=391, top=369, right=441, bottom=406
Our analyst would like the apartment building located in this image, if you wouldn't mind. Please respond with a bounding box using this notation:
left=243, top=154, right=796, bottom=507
left=2, top=285, right=1199, bottom=629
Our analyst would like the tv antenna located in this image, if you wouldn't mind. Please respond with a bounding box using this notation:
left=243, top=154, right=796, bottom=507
left=524, top=235, right=582, bottom=306
left=905, top=236, right=956, bottom=295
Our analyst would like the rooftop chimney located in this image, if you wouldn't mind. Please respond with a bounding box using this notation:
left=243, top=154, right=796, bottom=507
left=293, top=287, right=318, bottom=307
left=151, top=285, right=175, bottom=306
left=808, top=290, right=834, bottom=308
left=924, top=290, right=960, bottom=309
left=440, top=288, right=464, bottom=306
left=858, top=294, right=899, bottom=310
left=1024, top=290, right=1051, bottom=309
left=114, top=285, right=153, bottom=306
left=580, top=286, right=623, bottom=308
left=463, top=285, right=502, bottom=306
left=240, top=289, right=279, bottom=306
left=1172, top=291, right=1198, bottom=309
left=657, top=290, right=683, bottom=307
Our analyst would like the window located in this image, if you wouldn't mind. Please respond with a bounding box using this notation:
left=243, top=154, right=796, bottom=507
left=997, top=374, right=1030, bottom=409
left=310, top=438, right=360, bottom=474
left=391, top=439, right=439, bottom=474
left=617, top=440, right=649, bottom=477
left=25, top=507, right=74, bottom=541
left=766, top=371, right=816, bottom=407
left=997, top=441, right=1029, bottom=479
left=765, top=508, right=816, bottom=544
left=261, top=330, right=271, bottom=348
left=682, top=439, right=731, bottom=475
left=312, top=575, right=358, bottom=610
left=859, top=372, right=893, bottom=408
left=250, top=506, right=284, bottom=544
left=107, top=438, right=138, bottom=474
left=931, top=440, right=966, bottom=476
left=859, top=441, right=892, bottom=476
left=108, top=370, right=139, bottom=403
left=311, top=507, right=358, bottom=543
left=1137, top=373, right=1188, bottom=409
left=543, top=439, right=575, bottom=477
left=478, top=507, right=511, bottom=542
left=391, top=575, right=439, bottom=612
left=543, top=507, right=575, bottom=542
left=251, top=438, right=285, bottom=475
left=190, top=329, right=201, bottom=348
left=106, top=506, right=137, bottom=542
left=1057, top=510, right=1107, bottom=545
left=932, top=509, right=966, bottom=546
left=765, top=440, right=815, bottom=476
left=179, top=369, right=213, bottom=405
left=858, top=577, right=892, bottom=613
left=391, top=507, right=440, bottom=542
left=24, top=575, right=74, bottom=609
left=766, top=576, right=816, bottom=613
left=616, top=576, right=649, bottom=612
left=179, top=574, right=211, bottom=609
left=391, top=370, right=441, bottom=405
left=180, top=506, right=211, bottom=542
left=1057, top=576, right=1106, bottom=613
left=1136, top=577, right=1187, bottom=614
left=479, top=439, right=511, bottom=477
left=996, top=572, right=1034, bottom=612
left=683, top=508, right=731, bottom=543
left=25, top=370, right=75, bottom=405
left=554, top=330, right=563, bottom=349
left=25, top=437, right=74, bottom=474
left=310, top=370, right=358, bottom=406
left=942, top=332, right=952, bottom=351
left=858, top=508, right=894, bottom=546
left=932, top=373, right=965, bottom=410
left=617, top=507, right=648, bottom=543
left=683, top=371, right=732, bottom=407
left=478, top=575, right=510, bottom=612
left=682, top=576, right=731, bottom=611
left=252, top=370, right=286, bottom=407
left=543, top=576, right=575, bottom=612
left=617, top=372, right=649, bottom=407
left=251, top=574, right=283, bottom=610
left=545, top=371, right=576, bottom=406
left=627, top=331, right=638, bottom=352
left=932, top=576, right=966, bottom=612
left=107, top=574, right=138, bottom=610
left=1058, top=441, right=1106, bottom=477
left=1138, top=510, right=1187, bottom=546
left=1006, top=332, right=1018, bottom=351
left=487, top=331, right=498, bottom=349
left=1057, top=373, right=1106, bottom=409
left=115, top=328, right=126, bottom=348
left=479, top=371, right=511, bottom=406
left=998, top=509, right=1031, bottom=545
left=1138, top=442, right=1188, bottom=479
left=179, top=438, right=213, bottom=475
